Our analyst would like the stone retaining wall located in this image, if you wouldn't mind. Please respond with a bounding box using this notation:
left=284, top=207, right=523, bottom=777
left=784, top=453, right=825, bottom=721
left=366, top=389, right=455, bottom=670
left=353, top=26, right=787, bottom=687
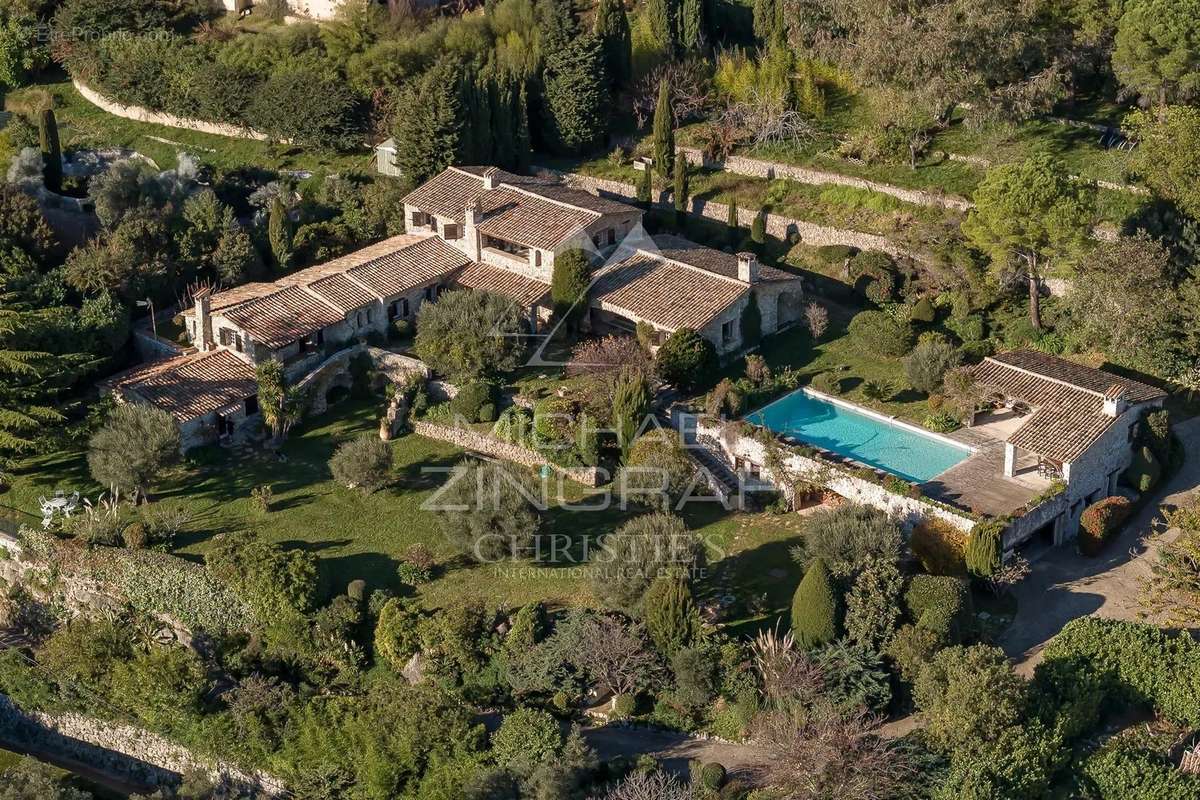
left=74, top=80, right=274, bottom=142
left=677, top=146, right=976, bottom=211
left=535, top=167, right=926, bottom=262
left=413, top=421, right=605, bottom=487
left=0, top=694, right=286, bottom=796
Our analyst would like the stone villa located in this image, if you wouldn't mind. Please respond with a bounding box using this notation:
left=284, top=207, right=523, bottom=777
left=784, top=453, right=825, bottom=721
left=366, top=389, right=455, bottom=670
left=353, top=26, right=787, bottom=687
left=107, top=166, right=803, bottom=448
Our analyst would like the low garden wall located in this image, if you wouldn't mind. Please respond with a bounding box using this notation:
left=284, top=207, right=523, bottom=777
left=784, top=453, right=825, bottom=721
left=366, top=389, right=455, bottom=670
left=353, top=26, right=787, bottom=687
left=0, top=529, right=254, bottom=638
left=73, top=81, right=273, bottom=142
left=677, top=146, right=976, bottom=211
left=535, top=167, right=924, bottom=262
left=413, top=421, right=605, bottom=487
left=688, top=416, right=978, bottom=533
left=0, top=694, right=286, bottom=796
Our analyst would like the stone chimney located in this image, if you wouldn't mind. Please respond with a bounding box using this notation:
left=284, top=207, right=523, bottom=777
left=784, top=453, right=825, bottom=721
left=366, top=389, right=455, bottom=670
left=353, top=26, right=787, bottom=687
left=482, top=167, right=499, bottom=190
left=194, top=286, right=214, bottom=352
left=737, top=252, right=759, bottom=283
left=1102, top=385, right=1128, bottom=418
left=463, top=199, right=483, bottom=260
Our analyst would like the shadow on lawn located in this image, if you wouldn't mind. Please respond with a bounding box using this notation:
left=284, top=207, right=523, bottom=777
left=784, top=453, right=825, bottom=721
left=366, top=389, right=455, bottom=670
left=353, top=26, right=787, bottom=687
left=699, top=534, right=804, bottom=639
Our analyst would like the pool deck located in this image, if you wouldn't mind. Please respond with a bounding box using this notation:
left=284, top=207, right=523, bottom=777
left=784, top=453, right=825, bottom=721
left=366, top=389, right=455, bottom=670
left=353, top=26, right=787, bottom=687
left=920, top=410, right=1052, bottom=517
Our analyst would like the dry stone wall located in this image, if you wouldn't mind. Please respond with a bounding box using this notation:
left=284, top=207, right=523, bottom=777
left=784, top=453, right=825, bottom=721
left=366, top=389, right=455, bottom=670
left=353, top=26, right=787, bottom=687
left=413, top=421, right=605, bottom=486
left=74, top=81, right=273, bottom=141
left=0, top=694, right=287, bottom=796
left=535, top=167, right=926, bottom=262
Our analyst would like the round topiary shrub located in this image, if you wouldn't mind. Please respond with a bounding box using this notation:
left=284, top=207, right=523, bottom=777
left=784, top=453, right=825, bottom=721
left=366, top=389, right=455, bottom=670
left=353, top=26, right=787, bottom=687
left=905, top=574, right=973, bottom=645
left=121, top=522, right=147, bottom=549
left=700, top=762, right=727, bottom=790
left=1078, top=496, right=1133, bottom=556
left=1123, top=446, right=1161, bottom=492
left=910, top=296, right=936, bottom=323
left=374, top=598, right=422, bottom=671
left=612, top=693, right=636, bottom=718
left=450, top=381, right=495, bottom=423
left=791, top=557, right=840, bottom=648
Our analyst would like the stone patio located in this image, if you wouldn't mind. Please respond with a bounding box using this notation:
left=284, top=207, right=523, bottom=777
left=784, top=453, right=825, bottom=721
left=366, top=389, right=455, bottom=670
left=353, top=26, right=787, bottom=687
left=920, top=410, right=1054, bottom=517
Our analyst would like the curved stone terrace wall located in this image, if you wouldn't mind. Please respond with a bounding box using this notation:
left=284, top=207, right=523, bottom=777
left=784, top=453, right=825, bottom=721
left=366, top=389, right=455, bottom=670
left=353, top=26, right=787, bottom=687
left=73, top=80, right=274, bottom=142
left=413, top=420, right=606, bottom=487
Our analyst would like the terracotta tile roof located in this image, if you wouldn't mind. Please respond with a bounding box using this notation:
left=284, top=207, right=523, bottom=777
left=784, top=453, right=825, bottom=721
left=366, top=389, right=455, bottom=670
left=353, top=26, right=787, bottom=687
left=452, top=263, right=550, bottom=307
left=651, top=234, right=798, bottom=282
left=305, top=273, right=379, bottom=313
left=109, top=350, right=257, bottom=424
left=476, top=186, right=599, bottom=251
left=404, top=167, right=640, bottom=250
left=590, top=252, right=749, bottom=331
left=222, top=285, right=345, bottom=350
left=345, top=236, right=470, bottom=298
left=971, top=350, right=1166, bottom=463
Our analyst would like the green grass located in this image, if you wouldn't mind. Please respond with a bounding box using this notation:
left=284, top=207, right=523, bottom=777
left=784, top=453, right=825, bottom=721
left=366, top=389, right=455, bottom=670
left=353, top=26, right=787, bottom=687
left=3, top=70, right=371, bottom=175
left=1, top=395, right=802, bottom=615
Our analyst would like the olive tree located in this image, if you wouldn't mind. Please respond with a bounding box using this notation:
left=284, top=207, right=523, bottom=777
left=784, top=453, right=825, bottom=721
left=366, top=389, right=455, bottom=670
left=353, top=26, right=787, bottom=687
left=87, top=403, right=180, bottom=503
left=415, top=289, right=528, bottom=381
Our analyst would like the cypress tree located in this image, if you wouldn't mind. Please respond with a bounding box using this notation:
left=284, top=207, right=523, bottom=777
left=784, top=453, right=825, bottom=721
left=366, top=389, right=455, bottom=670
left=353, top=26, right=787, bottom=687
left=537, top=0, right=579, bottom=52
left=492, top=77, right=516, bottom=170
left=726, top=195, right=739, bottom=249
left=39, top=109, right=62, bottom=193
left=542, top=34, right=610, bottom=155
left=593, top=0, right=632, bottom=90
left=393, top=58, right=463, bottom=184
left=751, top=206, right=766, bottom=251
left=966, top=521, right=1003, bottom=578
left=515, top=83, right=532, bottom=172
left=612, top=369, right=651, bottom=460
left=752, top=0, right=782, bottom=45
left=740, top=291, right=761, bottom=346
left=646, top=0, right=678, bottom=60
left=673, top=151, right=689, bottom=229
left=637, top=165, right=653, bottom=207
left=791, top=557, right=839, bottom=648
left=550, top=248, right=590, bottom=328
left=678, top=0, right=704, bottom=52
left=644, top=573, right=698, bottom=657
left=268, top=197, right=292, bottom=271
left=473, top=70, right=494, bottom=165
left=652, top=79, right=674, bottom=179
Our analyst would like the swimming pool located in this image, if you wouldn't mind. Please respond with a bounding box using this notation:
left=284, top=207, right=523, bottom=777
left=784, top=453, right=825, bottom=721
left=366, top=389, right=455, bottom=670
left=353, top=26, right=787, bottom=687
left=745, top=388, right=972, bottom=483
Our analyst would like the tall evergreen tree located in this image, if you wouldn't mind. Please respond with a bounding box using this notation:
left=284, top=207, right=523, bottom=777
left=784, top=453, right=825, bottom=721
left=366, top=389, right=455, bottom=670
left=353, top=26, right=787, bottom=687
left=267, top=197, right=292, bottom=272
left=537, top=0, right=579, bottom=52
left=752, top=0, right=783, bottom=45
left=612, top=369, right=651, bottom=460
left=392, top=58, right=463, bottom=185
left=593, top=0, right=632, bottom=90
left=644, top=574, right=698, bottom=657
left=673, top=151, right=689, bottom=228
left=751, top=206, right=766, bottom=251
left=652, top=79, right=674, bottom=179
left=515, top=83, right=532, bottom=172
left=726, top=195, right=739, bottom=249
left=0, top=304, right=64, bottom=481
left=542, top=34, right=610, bottom=155
left=637, top=165, right=653, bottom=207
left=791, top=557, right=839, bottom=648
left=491, top=76, right=517, bottom=170
left=678, top=0, right=704, bottom=52
left=38, top=109, right=62, bottom=194
left=646, top=0, right=678, bottom=60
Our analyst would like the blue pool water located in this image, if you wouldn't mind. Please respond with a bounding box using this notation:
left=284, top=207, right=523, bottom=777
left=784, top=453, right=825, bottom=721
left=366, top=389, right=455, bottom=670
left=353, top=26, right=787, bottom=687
left=745, top=389, right=971, bottom=483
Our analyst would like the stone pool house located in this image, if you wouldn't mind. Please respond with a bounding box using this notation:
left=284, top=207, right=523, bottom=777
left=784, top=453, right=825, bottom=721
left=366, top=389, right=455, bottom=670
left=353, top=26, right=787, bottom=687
left=105, top=166, right=803, bottom=449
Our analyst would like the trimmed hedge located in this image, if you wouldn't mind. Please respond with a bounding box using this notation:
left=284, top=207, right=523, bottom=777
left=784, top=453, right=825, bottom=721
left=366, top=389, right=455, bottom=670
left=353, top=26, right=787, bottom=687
left=1078, top=496, right=1133, bottom=556
left=1081, top=738, right=1200, bottom=799
left=1123, top=445, right=1161, bottom=493
left=904, top=574, right=973, bottom=644
left=848, top=310, right=914, bottom=357
left=1041, top=617, right=1200, bottom=727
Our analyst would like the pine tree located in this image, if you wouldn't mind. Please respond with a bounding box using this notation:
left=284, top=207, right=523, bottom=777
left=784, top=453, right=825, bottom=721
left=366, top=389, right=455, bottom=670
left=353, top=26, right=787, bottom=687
left=646, top=0, right=678, bottom=60
left=542, top=34, right=610, bottom=155
left=268, top=197, right=292, bottom=271
left=38, top=109, right=62, bottom=194
left=644, top=573, right=698, bottom=657
left=593, top=0, right=632, bottom=90
left=652, top=79, right=674, bottom=179
left=673, top=151, right=689, bottom=229
left=791, top=558, right=839, bottom=648
left=612, top=369, right=651, bottom=460
left=678, top=0, right=704, bottom=52
left=726, top=195, right=739, bottom=249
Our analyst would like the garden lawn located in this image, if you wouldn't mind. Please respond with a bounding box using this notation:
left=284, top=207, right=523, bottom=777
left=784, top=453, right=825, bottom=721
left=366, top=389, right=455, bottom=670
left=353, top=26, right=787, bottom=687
left=1, top=397, right=800, bottom=615
left=3, top=71, right=371, bottom=175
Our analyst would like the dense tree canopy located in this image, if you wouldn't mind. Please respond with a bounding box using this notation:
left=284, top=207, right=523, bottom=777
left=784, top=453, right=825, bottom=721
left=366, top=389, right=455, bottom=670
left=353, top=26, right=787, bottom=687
left=1113, top=0, right=1200, bottom=105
